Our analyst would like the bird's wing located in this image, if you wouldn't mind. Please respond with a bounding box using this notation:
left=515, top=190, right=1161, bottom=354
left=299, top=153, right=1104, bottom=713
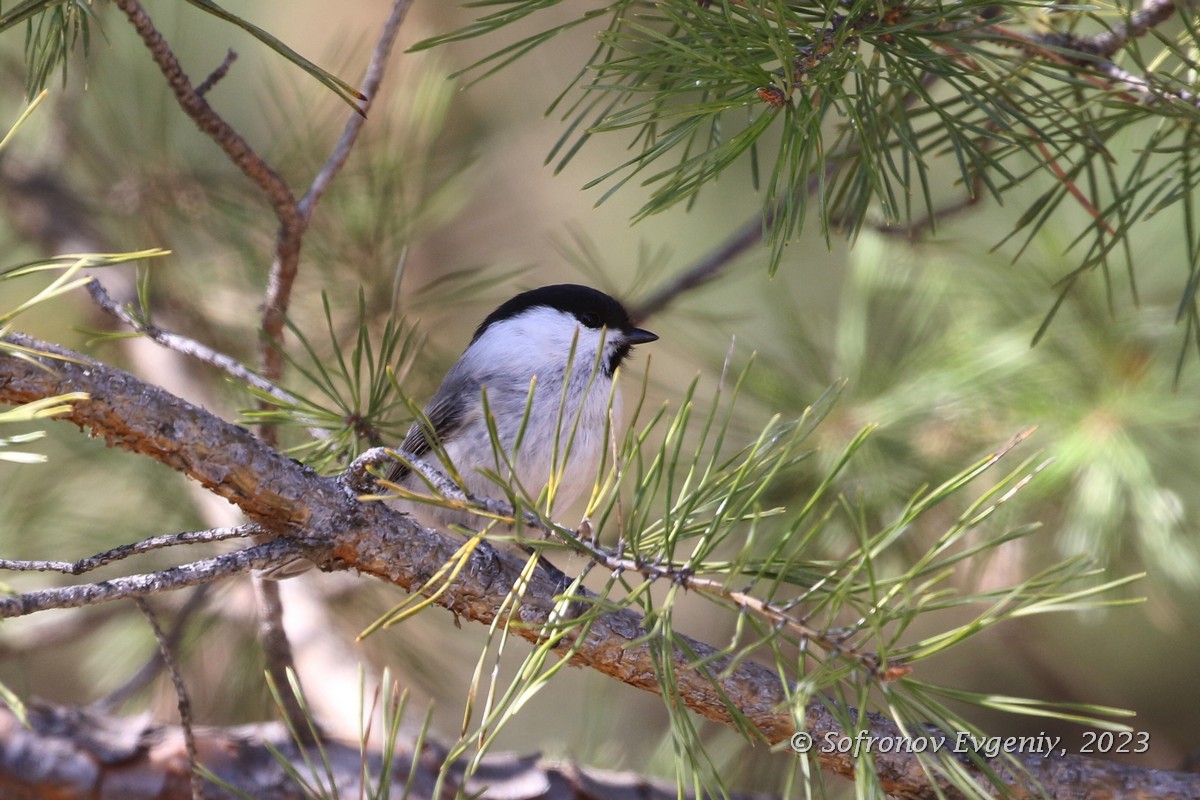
left=386, top=371, right=477, bottom=484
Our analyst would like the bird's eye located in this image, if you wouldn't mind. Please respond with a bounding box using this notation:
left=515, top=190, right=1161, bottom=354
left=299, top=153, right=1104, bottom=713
left=578, top=312, right=602, bottom=328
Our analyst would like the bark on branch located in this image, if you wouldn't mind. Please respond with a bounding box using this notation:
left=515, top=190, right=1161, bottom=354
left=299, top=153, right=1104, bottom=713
left=0, top=701, right=773, bottom=800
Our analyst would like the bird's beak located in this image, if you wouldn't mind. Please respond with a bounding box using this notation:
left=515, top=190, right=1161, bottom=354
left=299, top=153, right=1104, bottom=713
left=624, top=327, right=658, bottom=345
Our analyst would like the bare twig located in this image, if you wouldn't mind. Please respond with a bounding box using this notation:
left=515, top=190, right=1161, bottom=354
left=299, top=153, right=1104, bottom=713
left=194, top=49, right=238, bottom=98
left=299, top=0, right=414, bottom=222
left=111, top=0, right=300, bottom=228
left=0, top=539, right=302, bottom=619
left=86, top=279, right=314, bottom=412
left=0, top=525, right=258, bottom=575
left=630, top=211, right=766, bottom=323
left=98, top=585, right=214, bottom=711
left=1084, top=0, right=1189, bottom=58
left=135, top=598, right=206, bottom=800
left=632, top=163, right=838, bottom=322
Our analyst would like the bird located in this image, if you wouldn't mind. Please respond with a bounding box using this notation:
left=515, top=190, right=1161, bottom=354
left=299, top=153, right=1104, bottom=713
left=385, top=284, right=656, bottom=537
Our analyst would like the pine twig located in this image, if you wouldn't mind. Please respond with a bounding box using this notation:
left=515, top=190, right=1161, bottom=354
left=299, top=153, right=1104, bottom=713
left=0, top=525, right=258, bottom=575
left=134, top=598, right=206, bottom=800
left=299, top=0, right=414, bottom=222
left=4, top=332, right=1199, bottom=797
left=0, top=540, right=302, bottom=619
left=194, top=49, right=237, bottom=98
left=86, top=279, right=319, bottom=420
left=98, top=585, right=214, bottom=711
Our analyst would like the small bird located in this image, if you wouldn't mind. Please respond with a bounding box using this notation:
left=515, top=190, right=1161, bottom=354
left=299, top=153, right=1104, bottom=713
left=386, top=284, right=657, bottom=532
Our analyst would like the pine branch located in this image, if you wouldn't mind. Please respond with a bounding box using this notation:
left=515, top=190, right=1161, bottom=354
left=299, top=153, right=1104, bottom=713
left=0, top=540, right=299, bottom=617
left=0, top=525, right=257, bottom=575
left=134, top=598, right=206, bottom=800
left=111, top=0, right=299, bottom=229
left=298, top=0, right=415, bottom=222
left=3, top=331, right=1197, bottom=797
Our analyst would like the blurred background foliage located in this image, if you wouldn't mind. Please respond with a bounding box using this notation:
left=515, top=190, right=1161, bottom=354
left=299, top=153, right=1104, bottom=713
left=1, top=0, right=1199, bottom=794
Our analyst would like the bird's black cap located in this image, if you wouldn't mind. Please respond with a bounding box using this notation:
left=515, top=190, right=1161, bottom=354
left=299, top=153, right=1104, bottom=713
left=472, top=284, right=653, bottom=343
left=472, top=284, right=656, bottom=375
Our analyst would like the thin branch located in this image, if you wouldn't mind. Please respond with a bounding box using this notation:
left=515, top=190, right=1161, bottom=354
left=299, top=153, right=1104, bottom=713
left=299, top=0, right=414, bottom=222
left=110, top=0, right=300, bottom=228
left=194, top=49, right=237, bottom=98
left=0, top=525, right=258, bottom=575
left=262, top=0, right=413, bottom=384
left=1083, top=0, right=1190, bottom=58
left=0, top=540, right=301, bottom=619
left=135, top=598, right=206, bottom=800
left=631, top=163, right=837, bottom=322
left=86, top=279, right=314, bottom=414
left=98, top=585, right=214, bottom=711
left=630, top=211, right=766, bottom=323
left=1033, top=135, right=1119, bottom=236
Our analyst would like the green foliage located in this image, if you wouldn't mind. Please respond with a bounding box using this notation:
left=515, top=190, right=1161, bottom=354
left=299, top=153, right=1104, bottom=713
left=739, top=234, right=1200, bottom=590
left=242, top=291, right=419, bottom=472
left=0, top=218, right=167, bottom=461
left=0, top=0, right=93, bottom=96
left=425, top=0, right=1200, bottom=352
left=0, top=249, right=169, bottom=327
left=0, top=394, right=88, bottom=462
left=0, top=0, right=359, bottom=106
